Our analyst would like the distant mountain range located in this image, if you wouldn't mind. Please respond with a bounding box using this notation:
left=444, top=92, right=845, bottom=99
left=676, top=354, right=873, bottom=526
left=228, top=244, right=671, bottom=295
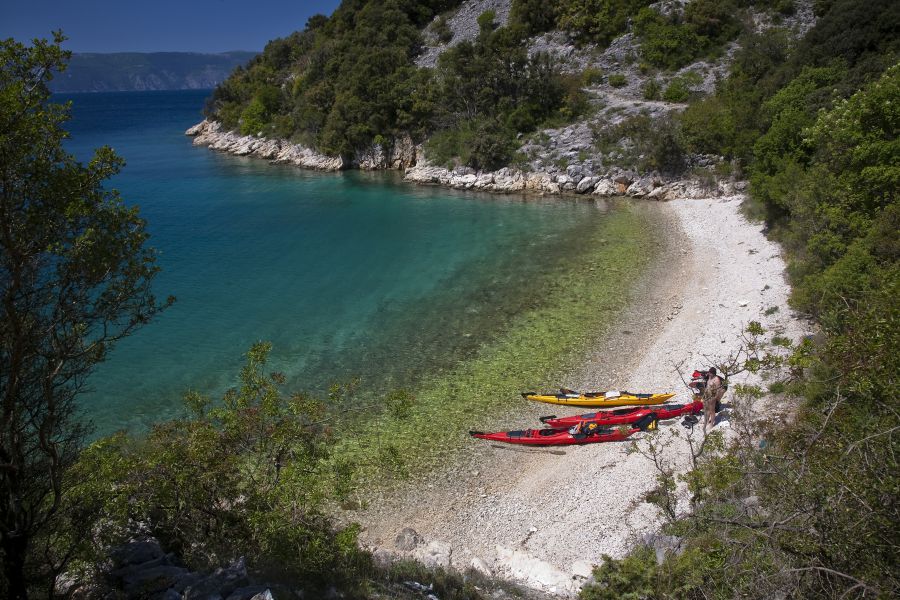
left=50, top=51, right=258, bottom=93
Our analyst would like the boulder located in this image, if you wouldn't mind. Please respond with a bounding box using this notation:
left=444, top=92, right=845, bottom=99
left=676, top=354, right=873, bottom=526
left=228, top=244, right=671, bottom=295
left=544, top=181, right=561, bottom=195
left=451, top=173, right=477, bottom=188
left=642, top=534, right=684, bottom=565
left=414, top=540, right=452, bottom=568
left=471, top=557, right=492, bottom=577
left=525, top=173, right=552, bottom=191
left=572, top=560, right=595, bottom=579
left=389, top=135, right=418, bottom=169
left=394, top=527, right=422, bottom=551
left=225, top=586, right=270, bottom=600
left=566, top=164, right=584, bottom=180
left=493, top=168, right=526, bottom=192
left=372, top=548, right=396, bottom=569
left=122, top=565, right=191, bottom=598
left=184, top=559, right=248, bottom=600
left=355, top=143, right=386, bottom=170
left=111, top=540, right=165, bottom=568
left=647, top=185, right=669, bottom=200
left=576, top=176, right=599, bottom=194
left=404, top=165, right=450, bottom=185
left=626, top=177, right=654, bottom=197
left=473, top=173, right=495, bottom=189
left=592, top=179, right=618, bottom=196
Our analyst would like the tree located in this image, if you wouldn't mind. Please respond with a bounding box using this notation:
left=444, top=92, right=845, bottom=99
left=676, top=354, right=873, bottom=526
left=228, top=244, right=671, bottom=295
left=0, top=33, right=171, bottom=598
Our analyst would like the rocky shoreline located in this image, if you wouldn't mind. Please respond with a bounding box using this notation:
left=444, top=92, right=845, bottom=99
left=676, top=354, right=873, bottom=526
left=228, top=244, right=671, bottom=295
left=185, top=119, right=745, bottom=201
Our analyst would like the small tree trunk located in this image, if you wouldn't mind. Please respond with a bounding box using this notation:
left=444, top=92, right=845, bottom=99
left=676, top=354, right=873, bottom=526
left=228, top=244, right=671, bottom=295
left=2, top=534, right=29, bottom=600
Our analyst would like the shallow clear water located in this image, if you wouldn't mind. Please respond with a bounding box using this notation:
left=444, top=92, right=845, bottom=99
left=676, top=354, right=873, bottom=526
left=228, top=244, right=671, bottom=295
left=61, top=90, right=611, bottom=434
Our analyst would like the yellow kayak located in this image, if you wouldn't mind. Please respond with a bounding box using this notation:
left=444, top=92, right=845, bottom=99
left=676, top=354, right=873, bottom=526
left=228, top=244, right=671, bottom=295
left=521, top=388, right=676, bottom=408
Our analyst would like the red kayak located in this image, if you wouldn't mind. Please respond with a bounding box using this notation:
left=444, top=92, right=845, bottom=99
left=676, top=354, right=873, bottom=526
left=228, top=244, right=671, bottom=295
left=470, top=414, right=658, bottom=446
left=538, top=401, right=703, bottom=429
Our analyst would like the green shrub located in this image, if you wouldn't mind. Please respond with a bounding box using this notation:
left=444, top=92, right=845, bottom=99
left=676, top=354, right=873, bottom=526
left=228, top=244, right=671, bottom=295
left=510, top=0, right=560, bottom=35
left=662, top=78, right=690, bottom=101
left=594, top=114, right=686, bottom=174
left=608, top=73, right=628, bottom=87
left=580, top=547, right=657, bottom=599
left=642, top=78, right=661, bottom=99
left=477, top=9, right=496, bottom=33
left=239, top=97, right=268, bottom=135
left=635, top=1, right=743, bottom=70
left=430, top=15, right=453, bottom=43
left=558, top=0, right=655, bottom=46
left=582, top=66, right=604, bottom=85
left=634, top=7, right=705, bottom=70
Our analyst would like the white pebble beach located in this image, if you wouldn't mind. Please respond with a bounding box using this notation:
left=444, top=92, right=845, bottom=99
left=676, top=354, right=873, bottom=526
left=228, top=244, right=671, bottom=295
left=355, top=195, right=810, bottom=596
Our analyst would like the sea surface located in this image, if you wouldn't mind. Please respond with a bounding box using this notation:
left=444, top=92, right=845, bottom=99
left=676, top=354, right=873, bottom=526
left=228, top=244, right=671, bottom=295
left=61, top=90, right=612, bottom=435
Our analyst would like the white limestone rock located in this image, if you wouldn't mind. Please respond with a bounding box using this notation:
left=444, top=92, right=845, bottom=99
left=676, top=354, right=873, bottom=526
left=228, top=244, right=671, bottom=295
left=592, top=178, right=619, bottom=196
left=471, top=557, right=493, bottom=577
left=414, top=540, right=452, bottom=569
left=576, top=176, right=599, bottom=194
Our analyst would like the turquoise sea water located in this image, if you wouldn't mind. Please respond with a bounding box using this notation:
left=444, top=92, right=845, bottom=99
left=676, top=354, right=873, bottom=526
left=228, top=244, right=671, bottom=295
left=62, top=90, right=610, bottom=434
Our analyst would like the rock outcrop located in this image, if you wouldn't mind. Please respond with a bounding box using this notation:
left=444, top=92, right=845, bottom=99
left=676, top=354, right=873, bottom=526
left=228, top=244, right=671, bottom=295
left=403, top=162, right=742, bottom=200
left=187, top=120, right=344, bottom=171
left=187, top=120, right=420, bottom=172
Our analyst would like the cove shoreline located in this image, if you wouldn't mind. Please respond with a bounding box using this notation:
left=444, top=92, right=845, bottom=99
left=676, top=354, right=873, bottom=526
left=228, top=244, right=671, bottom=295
left=185, top=119, right=746, bottom=202
left=184, top=120, right=808, bottom=596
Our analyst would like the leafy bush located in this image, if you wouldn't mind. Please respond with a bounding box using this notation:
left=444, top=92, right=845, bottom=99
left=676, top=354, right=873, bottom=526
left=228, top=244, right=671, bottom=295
left=581, top=66, right=604, bottom=85
left=635, top=0, right=742, bottom=70
left=430, top=15, right=453, bottom=43
left=661, top=78, right=689, bottom=101
left=642, top=78, right=661, bottom=99
left=634, top=7, right=706, bottom=70
left=510, top=0, right=560, bottom=35
left=70, top=343, right=380, bottom=593
left=594, top=114, right=686, bottom=174
left=608, top=73, right=627, bottom=87
left=661, top=71, right=701, bottom=101
left=429, top=21, right=568, bottom=168
left=557, top=0, right=654, bottom=46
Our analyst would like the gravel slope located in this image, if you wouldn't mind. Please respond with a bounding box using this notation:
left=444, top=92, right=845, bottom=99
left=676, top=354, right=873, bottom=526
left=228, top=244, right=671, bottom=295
left=353, top=195, right=808, bottom=596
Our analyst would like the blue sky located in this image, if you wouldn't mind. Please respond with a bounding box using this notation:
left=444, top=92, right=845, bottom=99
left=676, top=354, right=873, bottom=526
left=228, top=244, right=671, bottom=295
left=1, top=1, right=342, bottom=53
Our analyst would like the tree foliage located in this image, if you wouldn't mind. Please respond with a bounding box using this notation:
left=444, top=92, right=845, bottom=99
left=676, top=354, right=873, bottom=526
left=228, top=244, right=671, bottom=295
left=634, top=0, right=742, bottom=71
left=0, top=32, right=170, bottom=598
left=557, top=0, right=653, bottom=46
left=80, top=343, right=372, bottom=589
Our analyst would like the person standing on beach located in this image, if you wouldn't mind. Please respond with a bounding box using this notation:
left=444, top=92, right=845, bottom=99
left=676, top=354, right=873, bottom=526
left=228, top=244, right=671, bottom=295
left=703, top=367, right=725, bottom=428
